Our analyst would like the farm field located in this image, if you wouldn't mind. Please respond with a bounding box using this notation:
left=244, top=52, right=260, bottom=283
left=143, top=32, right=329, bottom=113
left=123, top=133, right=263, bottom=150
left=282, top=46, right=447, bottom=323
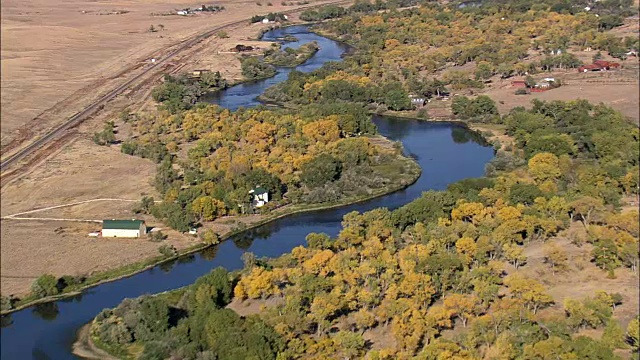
left=0, top=0, right=334, bottom=152
left=0, top=0, right=340, bottom=297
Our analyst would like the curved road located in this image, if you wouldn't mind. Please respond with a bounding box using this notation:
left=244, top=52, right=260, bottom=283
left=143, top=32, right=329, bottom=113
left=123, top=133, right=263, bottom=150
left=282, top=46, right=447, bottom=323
left=0, top=1, right=349, bottom=171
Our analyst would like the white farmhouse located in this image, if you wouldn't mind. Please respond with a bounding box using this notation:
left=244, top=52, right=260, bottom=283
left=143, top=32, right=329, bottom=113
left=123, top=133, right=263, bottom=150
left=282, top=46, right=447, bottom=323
left=249, top=187, right=269, bottom=208
left=102, top=219, right=147, bottom=238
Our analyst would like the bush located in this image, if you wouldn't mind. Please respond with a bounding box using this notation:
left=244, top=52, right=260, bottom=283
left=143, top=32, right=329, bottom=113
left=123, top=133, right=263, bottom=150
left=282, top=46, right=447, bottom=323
left=148, top=231, right=167, bottom=242
left=31, top=274, right=59, bottom=298
left=216, top=31, right=229, bottom=39
left=374, top=104, right=388, bottom=114
left=158, top=244, right=178, bottom=257
left=1, top=296, right=13, bottom=311
left=93, top=121, right=116, bottom=146
left=200, top=229, right=221, bottom=245
left=59, top=275, right=85, bottom=290
left=416, top=108, right=428, bottom=119
left=515, top=88, right=529, bottom=95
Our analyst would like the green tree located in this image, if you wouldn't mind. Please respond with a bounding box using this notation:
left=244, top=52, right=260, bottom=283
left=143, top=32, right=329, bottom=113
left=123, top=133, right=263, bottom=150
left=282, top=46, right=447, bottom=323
left=300, top=154, right=342, bottom=188
left=475, top=61, right=494, bottom=81
left=31, top=274, right=59, bottom=298
left=602, top=320, right=628, bottom=349
left=591, top=239, right=621, bottom=270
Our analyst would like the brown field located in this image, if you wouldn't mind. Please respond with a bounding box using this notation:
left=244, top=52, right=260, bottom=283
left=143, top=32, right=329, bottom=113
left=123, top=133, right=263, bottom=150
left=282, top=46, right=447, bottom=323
left=482, top=56, right=640, bottom=123
left=518, top=232, right=640, bottom=328
left=0, top=0, right=336, bottom=153
left=0, top=0, right=343, bottom=297
left=0, top=219, right=197, bottom=295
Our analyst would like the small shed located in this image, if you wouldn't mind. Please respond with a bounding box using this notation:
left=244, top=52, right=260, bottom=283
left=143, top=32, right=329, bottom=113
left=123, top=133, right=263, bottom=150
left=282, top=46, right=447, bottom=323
left=102, top=219, right=147, bottom=238
left=249, top=187, right=269, bottom=208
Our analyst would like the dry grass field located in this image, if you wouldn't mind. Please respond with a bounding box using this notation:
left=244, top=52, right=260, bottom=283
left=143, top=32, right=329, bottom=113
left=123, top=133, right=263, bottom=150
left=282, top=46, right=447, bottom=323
left=0, top=0, right=333, bottom=152
left=0, top=219, right=197, bottom=295
left=0, top=0, right=339, bottom=297
left=482, top=56, right=640, bottom=124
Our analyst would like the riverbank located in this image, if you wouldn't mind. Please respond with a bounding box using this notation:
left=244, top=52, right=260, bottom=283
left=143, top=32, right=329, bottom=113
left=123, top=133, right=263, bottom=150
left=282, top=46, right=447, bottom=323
left=1, top=147, right=419, bottom=316
left=72, top=324, right=120, bottom=360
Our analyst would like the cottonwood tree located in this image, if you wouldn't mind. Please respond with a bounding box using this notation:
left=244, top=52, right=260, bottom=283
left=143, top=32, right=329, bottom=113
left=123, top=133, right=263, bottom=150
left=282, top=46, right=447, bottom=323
left=543, top=243, right=568, bottom=275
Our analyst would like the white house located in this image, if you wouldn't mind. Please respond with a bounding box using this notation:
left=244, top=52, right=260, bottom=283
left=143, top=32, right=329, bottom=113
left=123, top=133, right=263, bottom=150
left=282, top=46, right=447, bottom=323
left=249, top=187, right=269, bottom=208
left=102, top=219, right=147, bottom=238
left=409, top=94, right=426, bottom=108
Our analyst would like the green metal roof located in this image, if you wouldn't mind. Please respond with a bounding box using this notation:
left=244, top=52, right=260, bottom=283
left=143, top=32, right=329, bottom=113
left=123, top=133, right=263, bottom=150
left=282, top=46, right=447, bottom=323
left=252, top=187, right=268, bottom=195
left=102, top=219, right=144, bottom=230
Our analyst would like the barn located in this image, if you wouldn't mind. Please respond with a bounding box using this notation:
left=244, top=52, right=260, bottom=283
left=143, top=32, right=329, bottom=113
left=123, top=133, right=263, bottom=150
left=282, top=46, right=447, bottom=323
left=102, top=219, right=147, bottom=238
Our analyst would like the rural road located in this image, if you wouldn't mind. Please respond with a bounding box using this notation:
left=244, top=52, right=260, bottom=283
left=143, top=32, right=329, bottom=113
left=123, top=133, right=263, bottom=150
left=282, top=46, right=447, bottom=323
left=0, top=1, right=349, bottom=172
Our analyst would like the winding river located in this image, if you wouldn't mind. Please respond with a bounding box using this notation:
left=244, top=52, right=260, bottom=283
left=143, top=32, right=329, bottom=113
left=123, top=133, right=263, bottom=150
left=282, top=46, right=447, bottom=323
left=0, top=25, right=494, bottom=359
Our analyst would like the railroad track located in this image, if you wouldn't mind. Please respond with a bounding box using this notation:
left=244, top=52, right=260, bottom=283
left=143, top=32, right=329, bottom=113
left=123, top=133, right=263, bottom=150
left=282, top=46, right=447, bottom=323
left=0, top=0, right=350, bottom=171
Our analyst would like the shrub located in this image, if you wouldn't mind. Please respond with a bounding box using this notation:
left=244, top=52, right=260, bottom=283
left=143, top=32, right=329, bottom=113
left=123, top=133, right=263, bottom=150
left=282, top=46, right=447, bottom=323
left=93, top=121, right=116, bottom=146
left=1, top=296, right=13, bottom=311
left=374, top=104, right=388, bottom=114
left=158, top=244, right=177, bottom=257
left=148, top=231, right=167, bottom=242
left=216, top=31, right=229, bottom=39
left=31, top=274, right=59, bottom=298
left=416, top=108, right=428, bottom=119
left=200, top=229, right=221, bottom=245
left=59, top=275, right=85, bottom=290
left=515, top=88, right=529, bottom=95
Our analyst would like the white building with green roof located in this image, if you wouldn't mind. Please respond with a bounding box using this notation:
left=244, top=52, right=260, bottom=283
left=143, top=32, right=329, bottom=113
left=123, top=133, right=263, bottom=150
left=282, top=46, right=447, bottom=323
left=249, top=186, right=269, bottom=208
left=102, top=219, right=147, bottom=238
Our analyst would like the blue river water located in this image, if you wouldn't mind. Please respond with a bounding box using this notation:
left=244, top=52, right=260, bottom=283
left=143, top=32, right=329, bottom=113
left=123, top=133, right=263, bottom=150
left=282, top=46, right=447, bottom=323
left=0, top=25, right=494, bottom=360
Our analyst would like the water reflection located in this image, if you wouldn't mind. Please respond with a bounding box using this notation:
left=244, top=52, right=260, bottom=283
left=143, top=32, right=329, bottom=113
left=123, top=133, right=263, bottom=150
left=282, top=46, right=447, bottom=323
left=0, top=315, right=13, bottom=328
left=32, top=303, right=59, bottom=322
left=450, top=126, right=487, bottom=145
left=200, top=246, right=219, bottom=261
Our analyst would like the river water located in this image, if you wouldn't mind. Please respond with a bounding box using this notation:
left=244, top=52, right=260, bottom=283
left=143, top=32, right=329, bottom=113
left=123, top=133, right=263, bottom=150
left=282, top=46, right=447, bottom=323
left=0, top=25, right=494, bottom=359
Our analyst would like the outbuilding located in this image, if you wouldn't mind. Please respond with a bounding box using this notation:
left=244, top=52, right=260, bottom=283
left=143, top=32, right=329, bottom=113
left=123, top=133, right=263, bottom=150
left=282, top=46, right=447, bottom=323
left=102, top=219, right=147, bottom=238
